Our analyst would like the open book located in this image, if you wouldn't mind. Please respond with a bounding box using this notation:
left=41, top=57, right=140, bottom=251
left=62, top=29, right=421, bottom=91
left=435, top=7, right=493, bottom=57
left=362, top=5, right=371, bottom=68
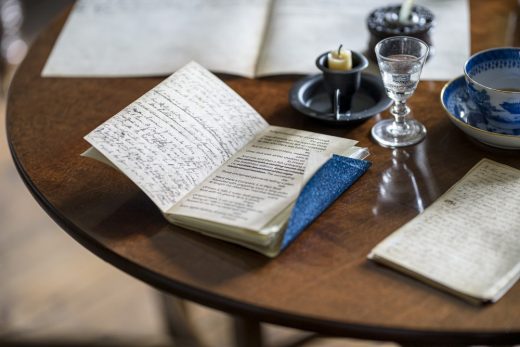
left=83, top=62, right=370, bottom=256
left=42, top=0, right=468, bottom=80
left=369, top=159, right=520, bottom=304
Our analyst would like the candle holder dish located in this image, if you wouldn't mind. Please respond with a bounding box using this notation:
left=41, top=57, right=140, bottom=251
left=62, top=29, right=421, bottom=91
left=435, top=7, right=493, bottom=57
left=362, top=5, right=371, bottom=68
left=289, top=73, right=392, bottom=124
left=366, top=4, right=435, bottom=62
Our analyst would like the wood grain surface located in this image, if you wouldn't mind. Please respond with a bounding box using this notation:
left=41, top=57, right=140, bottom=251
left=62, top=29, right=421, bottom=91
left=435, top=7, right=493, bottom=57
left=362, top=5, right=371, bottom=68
left=6, top=0, right=520, bottom=344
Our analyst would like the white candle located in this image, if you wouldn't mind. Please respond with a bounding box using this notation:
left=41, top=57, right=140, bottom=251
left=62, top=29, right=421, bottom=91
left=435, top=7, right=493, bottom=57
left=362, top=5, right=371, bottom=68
left=327, top=45, right=352, bottom=71
left=399, top=0, right=415, bottom=24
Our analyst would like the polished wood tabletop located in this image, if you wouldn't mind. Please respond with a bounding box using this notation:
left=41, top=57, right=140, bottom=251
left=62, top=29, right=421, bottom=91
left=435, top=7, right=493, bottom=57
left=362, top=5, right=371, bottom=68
left=6, top=1, right=520, bottom=345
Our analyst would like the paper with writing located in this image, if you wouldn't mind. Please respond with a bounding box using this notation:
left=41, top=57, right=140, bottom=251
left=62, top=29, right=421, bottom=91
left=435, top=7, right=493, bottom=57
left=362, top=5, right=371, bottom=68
left=256, top=0, right=469, bottom=80
left=43, top=0, right=270, bottom=78
left=85, top=62, right=268, bottom=212
left=43, top=0, right=468, bottom=81
left=369, top=159, right=520, bottom=302
left=169, top=126, right=357, bottom=232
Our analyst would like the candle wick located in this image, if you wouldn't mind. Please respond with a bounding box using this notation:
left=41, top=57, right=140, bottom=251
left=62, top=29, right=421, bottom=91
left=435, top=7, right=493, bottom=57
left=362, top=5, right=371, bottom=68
left=338, top=44, right=343, bottom=56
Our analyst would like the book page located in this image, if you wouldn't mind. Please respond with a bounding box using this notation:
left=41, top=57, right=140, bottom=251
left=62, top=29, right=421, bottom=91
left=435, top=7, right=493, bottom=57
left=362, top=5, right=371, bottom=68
left=255, top=0, right=469, bottom=81
left=369, top=159, right=520, bottom=302
left=168, top=126, right=357, bottom=232
left=43, top=0, right=271, bottom=78
left=85, top=62, right=268, bottom=212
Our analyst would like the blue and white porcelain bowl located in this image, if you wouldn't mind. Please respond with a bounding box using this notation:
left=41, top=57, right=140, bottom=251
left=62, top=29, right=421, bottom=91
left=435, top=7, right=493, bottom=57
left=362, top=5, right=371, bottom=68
left=441, top=76, right=520, bottom=150
left=464, top=47, right=520, bottom=130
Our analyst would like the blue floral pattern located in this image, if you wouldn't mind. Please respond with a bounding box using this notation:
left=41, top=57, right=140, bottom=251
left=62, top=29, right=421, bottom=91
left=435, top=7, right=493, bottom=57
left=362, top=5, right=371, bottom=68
left=444, top=77, right=520, bottom=136
left=501, top=101, right=520, bottom=114
left=466, top=82, right=500, bottom=115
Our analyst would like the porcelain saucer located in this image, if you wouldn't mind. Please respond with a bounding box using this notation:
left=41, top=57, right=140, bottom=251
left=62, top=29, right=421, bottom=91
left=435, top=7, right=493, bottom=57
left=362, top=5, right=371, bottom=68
left=289, top=73, right=392, bottom=124
left=441, top=76, right=520, bottom=149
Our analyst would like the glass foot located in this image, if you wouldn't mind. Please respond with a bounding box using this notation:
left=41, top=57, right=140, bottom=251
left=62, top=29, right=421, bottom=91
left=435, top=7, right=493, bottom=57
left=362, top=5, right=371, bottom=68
left=371, top=119, right=426, bottom=147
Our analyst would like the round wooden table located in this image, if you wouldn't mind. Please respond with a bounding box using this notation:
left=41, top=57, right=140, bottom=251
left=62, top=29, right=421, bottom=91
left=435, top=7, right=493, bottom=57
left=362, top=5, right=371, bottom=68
left=7, top=1, right=520, bottom=345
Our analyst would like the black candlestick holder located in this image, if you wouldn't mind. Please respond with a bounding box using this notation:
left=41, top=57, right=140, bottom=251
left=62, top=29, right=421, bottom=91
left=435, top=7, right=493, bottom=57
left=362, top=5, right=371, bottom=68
left=366, top=4, right=435, bottom=62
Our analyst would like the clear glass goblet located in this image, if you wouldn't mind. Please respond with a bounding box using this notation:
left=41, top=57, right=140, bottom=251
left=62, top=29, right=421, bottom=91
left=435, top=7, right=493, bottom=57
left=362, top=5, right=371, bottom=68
left=371, top=36, right=429, bottom=147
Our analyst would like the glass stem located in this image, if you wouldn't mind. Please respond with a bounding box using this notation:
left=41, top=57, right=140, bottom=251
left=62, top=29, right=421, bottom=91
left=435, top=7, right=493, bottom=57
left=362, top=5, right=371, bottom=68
left=390, top=100, right=411, bottom=133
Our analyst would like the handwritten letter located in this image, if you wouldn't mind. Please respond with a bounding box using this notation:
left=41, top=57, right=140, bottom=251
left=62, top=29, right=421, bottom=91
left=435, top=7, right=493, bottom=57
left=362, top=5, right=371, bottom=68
left=369, top=159, right=520, bottom=302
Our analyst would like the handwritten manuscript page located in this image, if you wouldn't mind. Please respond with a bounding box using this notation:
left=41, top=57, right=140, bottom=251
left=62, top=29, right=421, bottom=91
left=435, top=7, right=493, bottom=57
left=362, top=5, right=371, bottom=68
left=369, top=159, right=520, bottom=303
left=85, top=62, right=268, bottom=211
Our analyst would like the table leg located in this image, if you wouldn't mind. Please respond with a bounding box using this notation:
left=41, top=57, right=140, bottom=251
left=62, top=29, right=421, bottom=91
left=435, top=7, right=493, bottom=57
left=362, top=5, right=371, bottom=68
left=159, top=293, right=203, bottom=347
left=233, top=316, right=263, bottom=347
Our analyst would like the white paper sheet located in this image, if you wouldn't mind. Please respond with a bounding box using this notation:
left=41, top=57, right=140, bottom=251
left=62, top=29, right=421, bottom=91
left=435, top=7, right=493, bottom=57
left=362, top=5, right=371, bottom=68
left=43, top=0, right=270, bottom=78
left=257, top=0, right=469, bottom=80
left=43, top=0, right=469, bottom=80
left=84, top=62, right=268, bottom=212
left=369, top=159, right=520, bottom=302
left=170, top=126, right=357, bottom=232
